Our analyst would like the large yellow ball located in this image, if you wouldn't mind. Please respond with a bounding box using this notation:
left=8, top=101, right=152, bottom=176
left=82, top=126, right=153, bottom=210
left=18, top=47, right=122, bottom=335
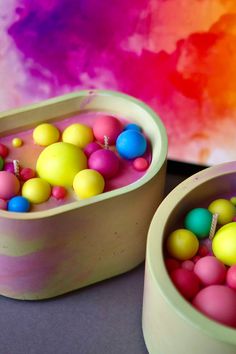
left=166, top=228, right=199, bottom=261
left=22, top=178, right=51, bottom=204
left=62, top=123, right=94, bottom=148
left=73, top=169, right=105, bottom=199
left=36, top=142, right=87, bottom=186
left=33, top=123, right=60, bottom=146
left=212, top=222, right=236, bottom=266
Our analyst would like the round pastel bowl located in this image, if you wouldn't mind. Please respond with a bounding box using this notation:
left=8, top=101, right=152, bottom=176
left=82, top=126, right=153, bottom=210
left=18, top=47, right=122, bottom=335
left=0, top=89, right=167, bottom=300
left=142, top=161, right=236, bottom=354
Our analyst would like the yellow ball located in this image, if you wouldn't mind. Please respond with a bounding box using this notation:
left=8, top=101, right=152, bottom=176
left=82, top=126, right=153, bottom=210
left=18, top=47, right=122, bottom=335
left=208, top=198, right=235, bottom=225
left=166, top=228, right=199, bottom=261
left=62, top=123, right=94, bottom=148
left=73, top=169, right=105, bottom=199
left=12, top=137, right=23, bottom=147
left=36, top=142, right=87, bottom=187
left=22, top=178, right=51, bottom=204
left=212, top=222, right=236, bottom=266
left=33, top=123, right=60, bottom=146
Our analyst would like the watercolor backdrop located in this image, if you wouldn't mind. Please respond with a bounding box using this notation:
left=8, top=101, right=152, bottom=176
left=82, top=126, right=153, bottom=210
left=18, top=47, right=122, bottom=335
left=1, top=0, right=236, bottom=165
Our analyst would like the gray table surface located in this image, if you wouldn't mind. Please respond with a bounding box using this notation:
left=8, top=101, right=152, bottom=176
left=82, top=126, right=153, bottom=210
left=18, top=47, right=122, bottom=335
left=0, top=170, right=187, bottom=354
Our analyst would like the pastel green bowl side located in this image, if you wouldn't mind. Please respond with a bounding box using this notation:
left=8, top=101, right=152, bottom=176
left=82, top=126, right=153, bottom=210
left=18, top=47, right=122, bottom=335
left=143, top=161, right=236, bottom=354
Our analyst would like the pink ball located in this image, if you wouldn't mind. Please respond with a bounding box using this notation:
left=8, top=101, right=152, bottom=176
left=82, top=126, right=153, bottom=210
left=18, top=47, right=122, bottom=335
left=4, top=162, right=14, bottom=174
left=193, top=285, right=236, bottom=327
left=226, top=265, right=236, bottom=290
left=83, top=142, right=101, bottom=157
left=165, top=258, right=180, bottom=273
left=0, top=199, right=7, bottom=210
left=170, top=268, right=200, bottom=300
left=0, top=171, right=20, bottom=199
left=93, top=115, right=123, bottom=145
left=181, top=260, right=195, bottom=271
left=194, top=256, right=226, bottom=286
left=0, top=143, right=8, bottom=158
left=133, top=157, right=149, bottom=171
left=20, top=167, right=35, bottom=181
left=52, top=186, right=67, bottom=200
left=88, top=149, right=119, bottom=179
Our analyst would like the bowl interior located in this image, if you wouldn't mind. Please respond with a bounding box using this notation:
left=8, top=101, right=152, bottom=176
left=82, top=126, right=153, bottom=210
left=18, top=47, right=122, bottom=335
left=0, top=89, right=168, bottom=220
left=147, top=161, right=236, bottom=345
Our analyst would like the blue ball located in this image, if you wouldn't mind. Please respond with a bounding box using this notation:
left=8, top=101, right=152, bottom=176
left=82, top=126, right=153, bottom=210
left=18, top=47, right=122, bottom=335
left=116, top=130, right=147, bottom=160
left=8, top=196, right=30, bottom=213
left=124, top=123, right=142, bottom=132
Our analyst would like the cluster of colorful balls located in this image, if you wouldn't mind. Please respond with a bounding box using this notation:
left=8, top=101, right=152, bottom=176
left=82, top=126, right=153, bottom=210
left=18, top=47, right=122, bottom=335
left=0, top=115, right=149, bottom=213
left=165, top=198, right=236, bottom=328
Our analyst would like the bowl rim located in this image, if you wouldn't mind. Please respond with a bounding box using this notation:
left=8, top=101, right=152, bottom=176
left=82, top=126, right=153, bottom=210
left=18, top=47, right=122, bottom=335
left=0, top=89, right=168, bottom=220
left=147, top=161, right=236, bottom=345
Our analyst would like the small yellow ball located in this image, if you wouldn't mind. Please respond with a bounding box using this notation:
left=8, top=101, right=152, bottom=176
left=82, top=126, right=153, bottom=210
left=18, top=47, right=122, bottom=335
left=73, top=169, right=105, bottom=199
left=62, top=123, right=94, bottom=148
left=166, top=228, right=199, bottom=261
left=22, top=178, right=51, bottom=204
left=208, top=198, right=235, bottom=225
left=36, top=142, right=87, bottom=187
left=33, top=123, right=60, bottom=146
left=212, top=222, right=236, bottom=266
left=12, top=137, right=23, bottom=148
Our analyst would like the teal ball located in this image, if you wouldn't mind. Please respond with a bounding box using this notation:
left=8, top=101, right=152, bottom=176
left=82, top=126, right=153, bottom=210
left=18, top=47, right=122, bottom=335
left=184, top=208, right=212, bottom=239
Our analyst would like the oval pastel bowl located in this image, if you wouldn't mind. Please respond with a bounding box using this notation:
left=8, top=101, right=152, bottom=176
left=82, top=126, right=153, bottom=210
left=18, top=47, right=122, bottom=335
left=142, top=161, right=236, bottom=354
left=0, top=89, right=167, bottom=300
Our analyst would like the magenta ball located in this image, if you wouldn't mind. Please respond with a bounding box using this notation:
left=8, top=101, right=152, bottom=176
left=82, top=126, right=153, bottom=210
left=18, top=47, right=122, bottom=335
left=88, top=149, right=119, bottom=179
left=0, top=199, right=7, bottom=210
left=4, top=162, right=14, bottom=174
left=93, top=115, right=123, bottom=145
left=194, top=256, right=226, bottom=286
left=0, top=171, right=20, bottom=199
left=181, top=260, right=195, bottom=271
left=170, top=268, right=200, bottom=300
left=83, top=142, right=101, bottom=157
left=133, top=157, right=149, bottom=171
left=226, top=265, right=236, bottom=290
left=193, top=285, right=236, bottom=327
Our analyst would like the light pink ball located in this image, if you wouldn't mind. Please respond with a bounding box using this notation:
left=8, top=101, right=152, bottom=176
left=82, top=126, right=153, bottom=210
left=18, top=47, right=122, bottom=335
left=226, top=265, right=236, bottom=290
left=0, top=199, right=7, bottom=210
left=0, top=171, right=20, bottom=199
left=83, top=142, right=101, bottom=157
left=181, top=260, right=195, bottom=271
left=194, top=256, right=226, bottom=286
left=193, top=285, right=236, bottom=327
left=93, top=115, right=123, bottom=145
left=88, top=149, right=119, bottom=179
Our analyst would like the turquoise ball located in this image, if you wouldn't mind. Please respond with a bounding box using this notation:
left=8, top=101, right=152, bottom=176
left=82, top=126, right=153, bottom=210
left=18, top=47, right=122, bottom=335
left=184, top=208, right=212, bottom=238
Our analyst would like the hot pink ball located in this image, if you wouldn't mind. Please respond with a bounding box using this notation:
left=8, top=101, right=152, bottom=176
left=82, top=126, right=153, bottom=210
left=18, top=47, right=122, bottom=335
left=170, top=268, right=200, bottom=300
left=133, top=157, right=149, bottom=171
left=0, top=171, right=20, bottom=199
left=198, top=244, right=209, bottom=257
left=83, top=142, right=101, bottom=157
left=193, top=285, right=236, bottom=327
left=93, top=115, right=123, bottom=145
left=165, top=258, right=180, bottom=273
left=0, top=199, right=7, bottom=210
left=88, top=149, right=119, bottom=179
left=181, top=260, right=195, bottom=271
left=20, top=167, right=35, bottom=181
left=226, top=265, right=236, bottom=290
left=52, top=186, right=67, bottom=200
left=194, top=256, right=226, bottom=286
